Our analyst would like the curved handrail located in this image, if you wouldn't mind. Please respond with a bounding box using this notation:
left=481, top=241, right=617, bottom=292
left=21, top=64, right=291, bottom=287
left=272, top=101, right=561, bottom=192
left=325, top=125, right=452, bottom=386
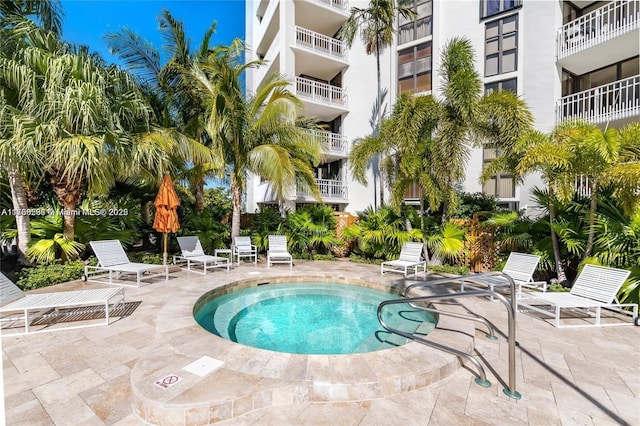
left=405, top=271, right=518, bottom=302
left=378, top=287, right=521, bottom=399
left=406, top=303, right=498, bottom=339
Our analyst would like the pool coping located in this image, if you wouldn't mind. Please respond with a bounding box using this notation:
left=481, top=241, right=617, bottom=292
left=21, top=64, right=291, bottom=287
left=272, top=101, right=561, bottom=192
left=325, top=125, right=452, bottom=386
left=130, top=272, right=477, bottom=425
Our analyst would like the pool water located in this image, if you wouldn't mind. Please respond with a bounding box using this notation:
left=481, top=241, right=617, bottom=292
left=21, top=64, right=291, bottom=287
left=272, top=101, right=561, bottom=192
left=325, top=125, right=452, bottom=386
left=194, top=282, right=437, bottom=355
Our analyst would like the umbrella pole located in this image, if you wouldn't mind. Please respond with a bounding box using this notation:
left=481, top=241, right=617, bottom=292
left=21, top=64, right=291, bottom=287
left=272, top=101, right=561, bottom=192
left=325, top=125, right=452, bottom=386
left=163, top=233, right=168, bottom=265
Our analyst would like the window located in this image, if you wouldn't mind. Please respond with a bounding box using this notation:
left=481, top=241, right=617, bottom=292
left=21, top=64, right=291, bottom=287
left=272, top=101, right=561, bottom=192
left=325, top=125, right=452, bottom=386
left=483, top=147, right=515, bottom=198
left=485, top=15, right=518, bottom=77
left=398, top=0, right=432, bottom=45
left=480, top=0, right=521, bottom=19
left=485, top=78, right=517, bottom=94
left=398, top=42, right=432, bottom=94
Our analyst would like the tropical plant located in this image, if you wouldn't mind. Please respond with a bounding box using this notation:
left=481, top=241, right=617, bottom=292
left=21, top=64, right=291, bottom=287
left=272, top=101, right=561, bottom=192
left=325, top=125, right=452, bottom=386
left=0, top=0, right=63, bottom=34
left=105, top=9, right=222, bottom=211
left=563, top=121, right=640, bottom=259
left=339, top=1, right=415, bottom=206
left=192, top=39, right=322, bottom=238
left=246, top=208, right=283, bottom=252
left=285, top=206, right=341, bottom=256
left=424, top=222, right=467, bottom=265
left=343, top=206, right=422, bottom=260
left=1, top=4, right=63, bottom=262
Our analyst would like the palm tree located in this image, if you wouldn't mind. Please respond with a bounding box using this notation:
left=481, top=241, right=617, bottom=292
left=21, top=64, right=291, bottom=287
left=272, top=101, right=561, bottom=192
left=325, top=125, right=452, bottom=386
left=514, top=128, right=575, bottom=283
left=105, top=9, right=221, bottom=211
left=338, top=0, right=415, bottom=207
left=1, top=2, right=63, bottom=262
left=561, top=121, right=640, bottom=259
left=0, top=0, right=63, bottom=34
left=192, top=40, right=322, bottom=238
left=0, top=18, right=61, bottom=262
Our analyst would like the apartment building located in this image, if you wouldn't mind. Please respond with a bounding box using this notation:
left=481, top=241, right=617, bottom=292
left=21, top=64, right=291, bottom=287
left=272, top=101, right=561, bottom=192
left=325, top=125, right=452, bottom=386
left=245, top=0, right=639, bottom=214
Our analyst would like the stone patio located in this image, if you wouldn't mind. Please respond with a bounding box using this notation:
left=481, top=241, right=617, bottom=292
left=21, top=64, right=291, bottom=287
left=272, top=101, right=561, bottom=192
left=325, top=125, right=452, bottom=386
left=2, top=260, right=639, bottom=425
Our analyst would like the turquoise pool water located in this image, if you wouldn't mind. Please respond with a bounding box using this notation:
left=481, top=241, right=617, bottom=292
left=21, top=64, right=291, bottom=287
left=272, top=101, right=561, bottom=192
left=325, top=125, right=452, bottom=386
left=194, top=282, right=437, bottom=355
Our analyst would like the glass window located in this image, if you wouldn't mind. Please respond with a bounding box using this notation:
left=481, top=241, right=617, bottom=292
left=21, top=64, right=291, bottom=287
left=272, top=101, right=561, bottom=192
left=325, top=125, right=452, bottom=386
left=485, top=15, right=518, bottom=77
left=480, top=0, right=522, bottom=19
left=398, top=0, right=432, bottom=45
left=483, top=146, right=515, bottom=198
left=398, top=42, right=432, bottom=94
left=485, top=78, right=517, bottom=94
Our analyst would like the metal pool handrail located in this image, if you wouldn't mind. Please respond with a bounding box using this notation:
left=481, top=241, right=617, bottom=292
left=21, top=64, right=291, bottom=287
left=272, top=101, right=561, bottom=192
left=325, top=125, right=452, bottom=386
left=379, top=273, right=521, bottom=399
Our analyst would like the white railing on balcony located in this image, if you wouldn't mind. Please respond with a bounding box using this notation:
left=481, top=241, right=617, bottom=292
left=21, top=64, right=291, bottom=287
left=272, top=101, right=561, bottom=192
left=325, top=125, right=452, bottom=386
left=295, top=26, right=348, bottom=60
left=556, top=75, right=639, bottom=124
left=297, top=179, right=348, bottom=200
left=306, top=130, right=349, bottom=156
left=295, top=77, right=348, bottom=108
left=312, top=0, right=348, bottom=12
left=557, top=0, right=639, bottom=59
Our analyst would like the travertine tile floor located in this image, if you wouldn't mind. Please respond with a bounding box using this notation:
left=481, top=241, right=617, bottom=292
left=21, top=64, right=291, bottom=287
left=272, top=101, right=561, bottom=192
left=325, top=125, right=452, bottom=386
left=2, top=260, right=639, bottom=425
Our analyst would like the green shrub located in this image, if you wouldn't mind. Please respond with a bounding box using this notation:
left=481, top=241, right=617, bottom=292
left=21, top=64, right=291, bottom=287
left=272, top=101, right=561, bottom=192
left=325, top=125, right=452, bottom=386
left=428, top=264, right=470, bottom=276
left=549, top=282, right=571, bottom=292
left=16, top=260, right=86, bottom=290
left=128, top=252, right=164, bottom=264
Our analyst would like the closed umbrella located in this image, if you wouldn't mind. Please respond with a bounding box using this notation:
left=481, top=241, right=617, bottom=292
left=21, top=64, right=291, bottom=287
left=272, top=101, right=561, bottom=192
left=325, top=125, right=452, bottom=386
left=153, top=173, right=180, bottom=264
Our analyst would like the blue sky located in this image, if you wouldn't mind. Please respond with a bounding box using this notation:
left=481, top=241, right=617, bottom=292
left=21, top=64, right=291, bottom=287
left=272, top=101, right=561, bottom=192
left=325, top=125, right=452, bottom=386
left=61, top=0, right=245, bottom=64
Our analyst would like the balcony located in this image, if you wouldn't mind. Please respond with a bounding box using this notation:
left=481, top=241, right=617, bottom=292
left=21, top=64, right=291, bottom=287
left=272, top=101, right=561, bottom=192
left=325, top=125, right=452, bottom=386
left=306, top=130, right=349, bottom=158
left=255, top=34, right=280, bottom=87
left=556, top=75, right=639, bottom=125
left=295, top=77, right=348, bottom=121
left=293, top=27, right=348, bottom=81
left=312, top=0, right=348, bottom=12
left=295, top=26, right=347, bottom=61
left=297, top=178, right=348, bottom=201
left=557, top=1, right=639, bottom=74
left=295, top=0, right=349, bottom=37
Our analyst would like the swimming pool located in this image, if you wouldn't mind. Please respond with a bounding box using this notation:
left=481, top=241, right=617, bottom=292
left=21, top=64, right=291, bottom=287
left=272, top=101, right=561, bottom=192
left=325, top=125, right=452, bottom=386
left=194, top=282, right=437, bottom=354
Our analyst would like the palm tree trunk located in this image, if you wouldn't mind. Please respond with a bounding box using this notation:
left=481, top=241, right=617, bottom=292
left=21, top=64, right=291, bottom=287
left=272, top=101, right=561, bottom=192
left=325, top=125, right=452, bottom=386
left=548, top=199, right=567, bottom=284
left=50, top=174, right=80, bottom=241
left=8, top=166, right=30, bottom=264
left=231, top=181, right=242, bottom=239
left=375, top=45, right=385, bottom=208
left=193, top=178, right=205, bottom=212
left=583, top=185, right=598, bottom=260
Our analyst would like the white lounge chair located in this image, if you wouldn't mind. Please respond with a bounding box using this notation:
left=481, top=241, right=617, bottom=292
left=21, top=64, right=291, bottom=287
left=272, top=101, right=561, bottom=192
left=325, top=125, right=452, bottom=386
left=267, top=235, right=292, bottom=269
left=233, top=236, right=257, bottom=265
left=85, top=240, right=168, bottom=287
left=0, top=272, right=125, bottom=335
left=174, top=236, right=229, bottom=274
left=461, top=252, right=547, bottom=299
left=518, top=264, right=638, bottom=328
left=381, top=242, right=427, bottom=277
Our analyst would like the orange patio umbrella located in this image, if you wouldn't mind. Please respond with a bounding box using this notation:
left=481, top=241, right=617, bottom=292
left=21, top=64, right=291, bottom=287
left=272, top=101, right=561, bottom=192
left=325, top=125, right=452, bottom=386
left=153, top=173, right=180, bottom=265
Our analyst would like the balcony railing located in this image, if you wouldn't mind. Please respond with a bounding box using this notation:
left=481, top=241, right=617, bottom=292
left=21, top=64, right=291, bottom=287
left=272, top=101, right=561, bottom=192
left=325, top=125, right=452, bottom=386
left=312, top=0, right=348, bottom=12
left=557, top=0, right=639, bottom=59
left=556, top=75, right=639, bottom=124
left=295, top=77, right=348, bottom=108
left=306, top=130, right=349, bottom=156
left=295, top=26, right=348, bottom=60
left=297, top=179, right=348, bottom=200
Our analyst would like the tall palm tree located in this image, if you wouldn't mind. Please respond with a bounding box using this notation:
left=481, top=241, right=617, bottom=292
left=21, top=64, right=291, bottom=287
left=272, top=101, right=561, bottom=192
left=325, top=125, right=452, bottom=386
left=0, top=16, right=63, bottom=262
left=192, top=39, right=322, bottom=238
left=355, top=38, right=532, bottom=225
left=514, top=128, right=575, bottom=283
left=105, top=9, right=221, bottom=211
left=338, top=0, right=415, bottom=207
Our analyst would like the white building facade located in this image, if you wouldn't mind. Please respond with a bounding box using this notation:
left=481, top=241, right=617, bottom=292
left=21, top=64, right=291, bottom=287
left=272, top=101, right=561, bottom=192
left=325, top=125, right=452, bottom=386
left=245, top=0, right=639, bottom=213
